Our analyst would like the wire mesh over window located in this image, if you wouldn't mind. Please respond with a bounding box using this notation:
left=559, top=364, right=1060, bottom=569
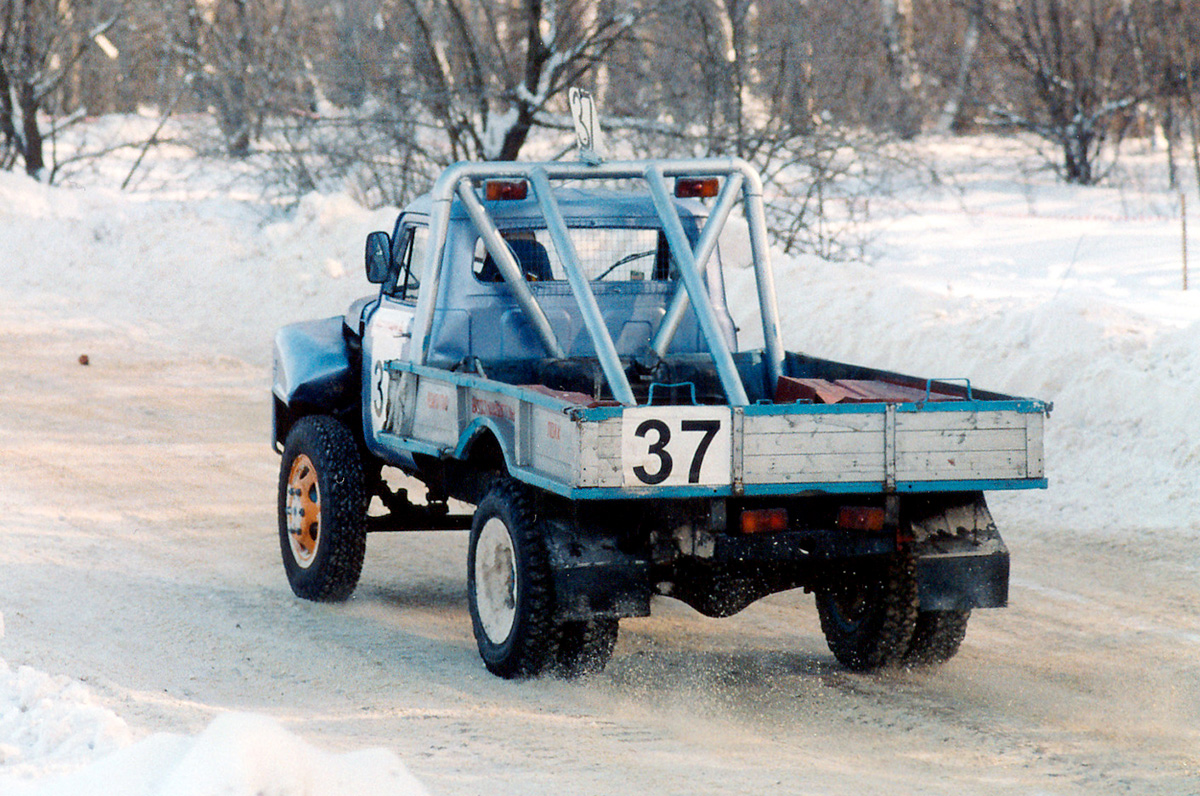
left=472, top=224, right=670, bottom=285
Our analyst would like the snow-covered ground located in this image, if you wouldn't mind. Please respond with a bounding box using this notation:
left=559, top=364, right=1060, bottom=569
left=1, top=119, right=1197, bottom=794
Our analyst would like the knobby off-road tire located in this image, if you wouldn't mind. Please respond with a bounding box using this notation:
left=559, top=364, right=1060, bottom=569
left=468, top=481, right=556, bottom=678
left=278, top=415, right=367, bottom=602
left=554, top=619, right=619, bottom=679
left=815, top=549, right=919, bottom=672
left=903, top=609, right=971, bottom=667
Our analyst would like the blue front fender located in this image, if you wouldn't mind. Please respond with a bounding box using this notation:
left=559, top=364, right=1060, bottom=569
left=272, top=317, right=356, bottom=448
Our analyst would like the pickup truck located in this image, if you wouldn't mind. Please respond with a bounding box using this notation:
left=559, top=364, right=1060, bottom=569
left=272, top=158, right=1048, bottom=679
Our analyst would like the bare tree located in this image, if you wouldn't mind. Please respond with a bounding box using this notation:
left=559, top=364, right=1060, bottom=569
left=380, top=0, right=643, bottom=162
left=975, top=0, right=1143, bottom=184
left=0, top=0, right=116, bottom=178
left=595, top=0, right=900, bottom=258
left=168, top=0, right=318, bottom=156
left=1130, top=0, right=1200, bottom=193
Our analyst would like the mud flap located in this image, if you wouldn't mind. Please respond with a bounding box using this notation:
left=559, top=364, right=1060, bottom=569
left=909, top=493, right=1010, bottom=611
left=917, top=549, right=1009, bottom=610
left=543, top=519, right=652, bottom=622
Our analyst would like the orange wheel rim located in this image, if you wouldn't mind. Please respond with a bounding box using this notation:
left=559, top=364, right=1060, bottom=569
left=286, top=454, right=321, bottom=568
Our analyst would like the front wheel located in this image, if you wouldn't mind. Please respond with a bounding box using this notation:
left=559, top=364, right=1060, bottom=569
left=815, top=550, right=919, bottom=672
left=278, top=416, right=367, bottom=602
left=467, top=481, right=556, bottom=678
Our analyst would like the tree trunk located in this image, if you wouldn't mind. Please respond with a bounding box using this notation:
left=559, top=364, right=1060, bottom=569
left=18, top=78, right=43, bottom=177
left=1164, top=99, right=1178, bottom=190
left=495, top=105, right=535, bottom=161
left=1061, top=125, right=1095, bottom=185
left=0, top=63, right=20, bottom=157
left=492, top=0, right=549, bottom=161
left=937, top=4, right=980, bottom=133
left=880, top=0, right=921, bottom=136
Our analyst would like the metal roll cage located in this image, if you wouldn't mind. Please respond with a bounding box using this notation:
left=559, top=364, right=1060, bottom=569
left=410, top=158, right=785, bottom=408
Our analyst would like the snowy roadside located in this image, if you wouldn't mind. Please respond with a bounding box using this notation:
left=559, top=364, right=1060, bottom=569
left=0, top=610, right=428, bottom=795
left=0, top=128, right=434, bottom=793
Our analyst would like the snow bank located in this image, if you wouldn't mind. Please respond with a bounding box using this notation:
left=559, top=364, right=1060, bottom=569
left=1, top=599, right=426, bottom=795
left=728, top=248, right=1200, bottom=534
left=0, top=658, right=429, bottom=796
left=3, top=713, right=430, bottom=796
left=0, top=167, right=391, bottom=366
left=0, top=655, right=132, bottom=778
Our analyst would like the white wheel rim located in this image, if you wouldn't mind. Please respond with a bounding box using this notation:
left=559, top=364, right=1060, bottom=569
left=474, top=517, right=517, bottom=644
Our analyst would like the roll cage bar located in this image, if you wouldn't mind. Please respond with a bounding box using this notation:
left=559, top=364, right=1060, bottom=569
left=410, top=158, right=785, bottom=408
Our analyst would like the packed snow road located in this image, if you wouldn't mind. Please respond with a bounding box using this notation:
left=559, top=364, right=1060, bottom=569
left=2, top=305, right=1197, bottom=795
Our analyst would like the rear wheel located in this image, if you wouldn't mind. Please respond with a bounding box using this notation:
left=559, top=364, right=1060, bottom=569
left=815, top=550, right=919, bottom=671
left=467, top=481, right=555, bottom=678
left=554, top=619, right=619, bottom=678
left=278, top=416, right=367, bottom=602
left=903, top=609, right=971, bottom=667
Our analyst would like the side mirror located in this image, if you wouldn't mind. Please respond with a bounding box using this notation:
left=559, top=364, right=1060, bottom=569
left=365, top=231, right=392, bottom=284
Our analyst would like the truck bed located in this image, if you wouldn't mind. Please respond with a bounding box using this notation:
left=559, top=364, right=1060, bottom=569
left=379, top=349, right=1047, bottom=500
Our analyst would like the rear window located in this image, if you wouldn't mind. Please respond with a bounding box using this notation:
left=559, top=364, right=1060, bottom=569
left=472, top=226, right=671, bottom=284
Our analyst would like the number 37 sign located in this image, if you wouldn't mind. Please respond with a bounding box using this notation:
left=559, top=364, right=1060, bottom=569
left=621, top=407, right=732, bottom=487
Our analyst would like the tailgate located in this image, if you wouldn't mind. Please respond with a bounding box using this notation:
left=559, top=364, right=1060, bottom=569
left=577, top=399, right=1046, bottom=497
left=739, top=400, right=1045, bottom=494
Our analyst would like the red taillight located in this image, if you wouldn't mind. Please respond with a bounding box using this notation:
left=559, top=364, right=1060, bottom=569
left=675, top=177, right=719, bottom=198
left=485, top=180, right=529, bottom=201
left=836, top=506, right=886, bottom=532
left=740, top=508, right=788, bottom=534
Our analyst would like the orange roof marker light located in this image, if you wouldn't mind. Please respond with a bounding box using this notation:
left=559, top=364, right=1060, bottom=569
left=485, top=180, right=529, bottom=201
left=674, top=177, right=719, bottom=198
